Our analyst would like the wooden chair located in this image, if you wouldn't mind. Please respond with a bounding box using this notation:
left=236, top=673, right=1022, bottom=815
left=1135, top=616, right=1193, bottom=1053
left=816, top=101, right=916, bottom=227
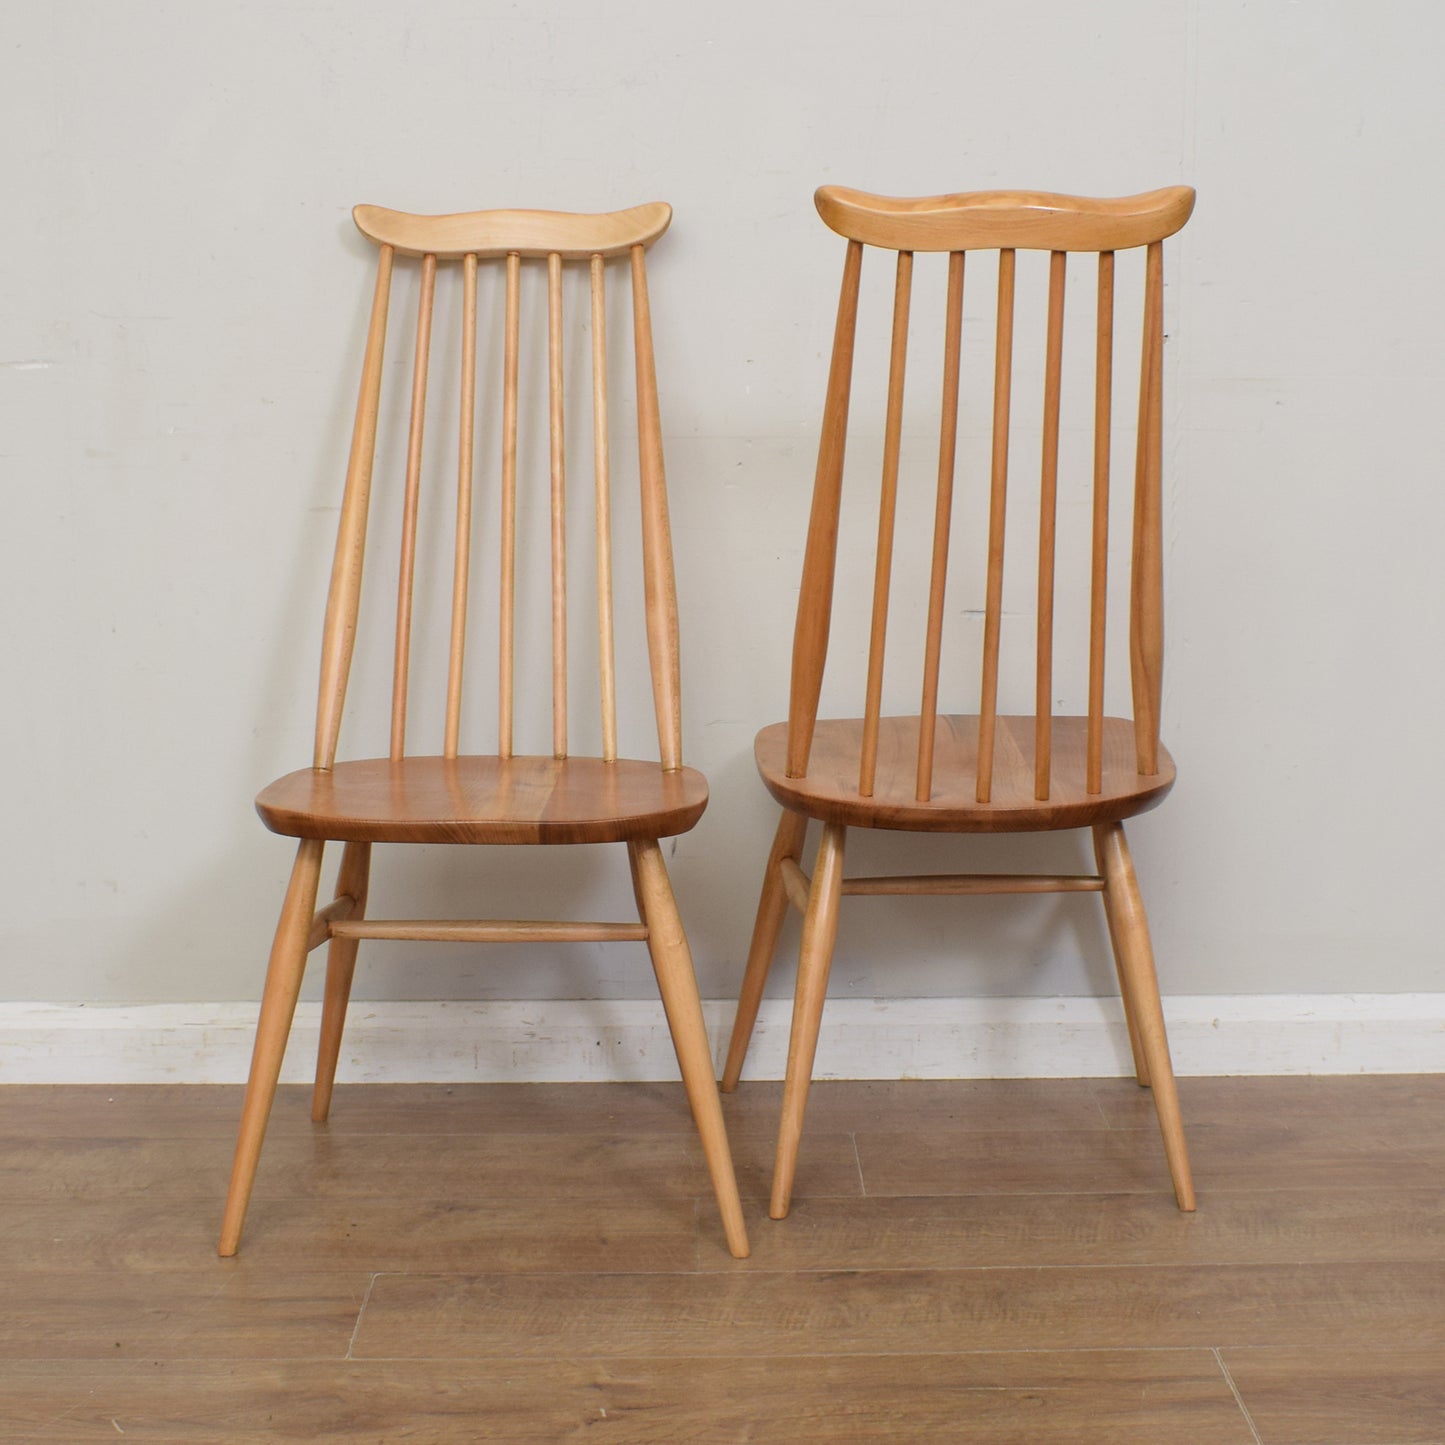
left=722, top=185, right=1199, bottom=1221
left=219, top=202, right=749, bottom=1260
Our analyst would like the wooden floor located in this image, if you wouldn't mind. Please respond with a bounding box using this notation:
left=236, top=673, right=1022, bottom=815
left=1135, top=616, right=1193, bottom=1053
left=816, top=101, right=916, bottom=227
left=1, top=1076, right=1443, bottom=1442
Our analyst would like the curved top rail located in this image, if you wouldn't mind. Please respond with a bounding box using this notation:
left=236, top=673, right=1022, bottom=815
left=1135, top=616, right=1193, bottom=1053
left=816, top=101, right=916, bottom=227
left=815, top=185, right=1194, bottom=252
left=352, top=201, right=673, bottom=259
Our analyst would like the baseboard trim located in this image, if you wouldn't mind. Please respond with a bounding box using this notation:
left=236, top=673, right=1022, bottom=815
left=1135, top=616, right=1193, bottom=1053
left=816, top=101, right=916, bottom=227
left=0, top=995, right=1441, bottom=1084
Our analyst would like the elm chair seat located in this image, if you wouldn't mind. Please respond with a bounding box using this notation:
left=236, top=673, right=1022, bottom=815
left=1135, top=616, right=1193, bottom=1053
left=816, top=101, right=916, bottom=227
left=756, top=716, right=1174, bottom=834
left=257, top=756, right=710, bottom=845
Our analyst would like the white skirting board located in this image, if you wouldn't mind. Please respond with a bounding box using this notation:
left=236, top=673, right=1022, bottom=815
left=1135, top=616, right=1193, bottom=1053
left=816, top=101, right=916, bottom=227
left=0, top=995, right=1441, bottom=1084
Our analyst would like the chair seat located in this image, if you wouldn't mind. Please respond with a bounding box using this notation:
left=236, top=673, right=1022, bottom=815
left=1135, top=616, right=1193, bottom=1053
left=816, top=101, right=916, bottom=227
left=755, top=715, right=1174, bottom=833
left=256, top=755, right=709, bottom=845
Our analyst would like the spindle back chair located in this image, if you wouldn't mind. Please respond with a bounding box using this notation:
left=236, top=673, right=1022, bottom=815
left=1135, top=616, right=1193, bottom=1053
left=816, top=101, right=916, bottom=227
left=220, top=202, right=748, bottom=1260
left=722, top=185, right=1199, bottom=1222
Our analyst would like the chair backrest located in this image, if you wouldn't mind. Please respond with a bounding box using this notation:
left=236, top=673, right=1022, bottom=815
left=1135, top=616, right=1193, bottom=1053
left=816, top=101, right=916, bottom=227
left=310, top=202, right=685, bottom=772
left=786, top=185, right=1195, bottom=804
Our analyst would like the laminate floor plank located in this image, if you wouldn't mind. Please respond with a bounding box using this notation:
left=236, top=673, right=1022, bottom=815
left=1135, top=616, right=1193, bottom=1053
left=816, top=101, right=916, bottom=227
left=722, top=1077, right=1115, bottom=1133
left=352, top=1262, right=1445, bottom=1359
left=1091, top=1073, right=1445, bottom=1134
left=0, top=1351, right=1255, bottom=1444
left=1220, top=1346, right=1445, bottom=1444
left=698, top=1187, right=1445, bottom=1272
left=0, top=1129, right=862, bottom=1204
left=0, top=1271, right=369, bottom=1361
left=0, top=1196, right=700, bottom=1274
left=0, top=1082, right=710, bottom=1140
left=854, top=1118, right=1441, bottom=1196
left=0, top=1078, right=1116, bottom=1140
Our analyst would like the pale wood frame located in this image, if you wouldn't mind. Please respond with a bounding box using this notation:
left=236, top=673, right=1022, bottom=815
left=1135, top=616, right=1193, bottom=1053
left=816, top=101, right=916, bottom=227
left=725, top=184, right=1198, bottom=1224
left=222, top=202, right=747, bottom=1261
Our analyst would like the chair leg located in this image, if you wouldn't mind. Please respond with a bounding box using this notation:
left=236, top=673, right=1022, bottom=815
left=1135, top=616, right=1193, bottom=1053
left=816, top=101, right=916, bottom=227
left=770, top=820, right=846, bottom=1221
left=1093, top=828, right=1150, bottom=1088
left=629, top=839, right=750, bottom=1259
left=312, top=840, right=372, bottom=1123
left=721, top=808, right=809, bottom=1092
left=219, top=837, right=326, bottom=1256
left=1093, top=820, right=1196, bottom=1212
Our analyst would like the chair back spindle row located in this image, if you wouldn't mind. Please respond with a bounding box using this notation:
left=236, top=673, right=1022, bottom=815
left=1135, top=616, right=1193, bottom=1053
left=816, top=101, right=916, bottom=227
left=309, top=203, right=678, bottom=773
left=787, top=186, right=1194, bottom=806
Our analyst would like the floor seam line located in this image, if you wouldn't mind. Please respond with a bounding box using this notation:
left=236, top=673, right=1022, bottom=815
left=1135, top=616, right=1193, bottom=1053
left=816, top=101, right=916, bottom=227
left=1213, top=1346, right=1265, bottom=1445
left=346, top=1272, right=380, bottom=1361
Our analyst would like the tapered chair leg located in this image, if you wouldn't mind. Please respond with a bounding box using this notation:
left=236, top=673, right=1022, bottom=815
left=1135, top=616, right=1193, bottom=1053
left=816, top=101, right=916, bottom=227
left=219, top=836, right=326, bottom=1256
left=1093, top=821, right=1196, bottom=1211
left=312, top=840, right=372, bottom=1122
left=722, top=808, right=809, bottom=1091
left=1093, top=830, right=1150, bottom=1087
left=771, top=821, right=846, bottom=1221
left=629, top=839, right=750, bottom=1259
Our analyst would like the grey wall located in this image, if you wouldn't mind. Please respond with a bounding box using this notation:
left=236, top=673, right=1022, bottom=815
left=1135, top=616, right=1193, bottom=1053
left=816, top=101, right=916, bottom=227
left=4, top=0, right=1442, bottom=1006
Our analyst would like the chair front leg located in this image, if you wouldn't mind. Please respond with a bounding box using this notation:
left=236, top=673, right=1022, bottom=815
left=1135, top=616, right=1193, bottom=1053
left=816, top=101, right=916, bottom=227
left=1093, top=820, right=1196, bottom=1211
left=629, top=838, right=750, bottom=1259
left=722, top=808, right=809, bottom=1091
left=770, top=820, right=846, bottom=1221
left=312, top=840, right=372, bottom=1122
left=219, top=836, right=326, bottom=1256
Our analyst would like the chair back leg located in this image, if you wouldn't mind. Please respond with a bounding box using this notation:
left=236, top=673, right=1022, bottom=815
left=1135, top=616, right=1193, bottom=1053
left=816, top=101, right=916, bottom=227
left=312, top=840, right=373, bottom=1122
left=722, top=808, right=810, bottom=1091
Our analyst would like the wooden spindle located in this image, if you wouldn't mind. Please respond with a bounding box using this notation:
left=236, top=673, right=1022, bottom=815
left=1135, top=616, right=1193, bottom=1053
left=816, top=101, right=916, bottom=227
left=859, top=251, right=913, bottom=798
left=630, top=244, right=683, bottom=772
left=390, top=253, right=436, bottom=761
left=1131, top=240, right=1165, bottom=775
left=315, top=245, right=393, bottom=771
left=591, top=253, right=618, bottom=762
left=498, top=251, right=520, bottom=759
left=916, top=252, right=965, bottom=804
left=443, top=252, right=478, bottom=759
left=1087, top=252, right=1115, bottom=794
left=787, top=241, right=862, bottom=779
left=976, top=248, right=1015, bottom=804
left=548, top=252, right=568, bottom=759
left=1034, top=250, right=1066, bottom=800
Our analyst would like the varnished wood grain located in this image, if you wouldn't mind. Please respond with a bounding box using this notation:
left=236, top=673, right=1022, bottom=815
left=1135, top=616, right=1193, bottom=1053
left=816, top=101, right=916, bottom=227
left=218, top=837, right=324, bottom=1255
left=0, top=1352, right=1253, bottom=1444
left=256, top=754, right=708, bottom=844
left=721, top=809, right=810, bottom=1091
left=816, top=184, right=1196, bottom=252
left=758, top=715, right=1175, bottom=832
left=353, top=200, right=672, bottom=259
left=630, top=839, right=750, bottom=1257
left=313, top=247, right=391, bottom=772
left=785, top=239, right=863, bottom=779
